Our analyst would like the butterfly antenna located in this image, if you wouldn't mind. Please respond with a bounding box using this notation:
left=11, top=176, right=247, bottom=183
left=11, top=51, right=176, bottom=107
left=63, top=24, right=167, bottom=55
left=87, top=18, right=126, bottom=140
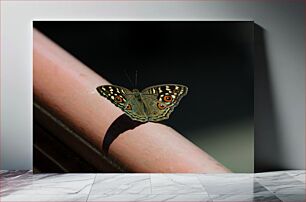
left=135, top=70, right=138, bottom=89
left=124, top=70, right=134, bottom=88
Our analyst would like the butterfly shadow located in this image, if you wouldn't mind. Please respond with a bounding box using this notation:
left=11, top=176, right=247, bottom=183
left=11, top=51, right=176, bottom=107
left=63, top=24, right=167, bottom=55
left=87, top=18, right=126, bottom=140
left=102, top=114, right=145, bottom=155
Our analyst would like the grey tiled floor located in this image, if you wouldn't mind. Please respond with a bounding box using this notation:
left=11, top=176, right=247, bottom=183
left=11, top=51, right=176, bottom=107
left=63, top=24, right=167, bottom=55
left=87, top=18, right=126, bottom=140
left=0, top=170, right=305, bottom=201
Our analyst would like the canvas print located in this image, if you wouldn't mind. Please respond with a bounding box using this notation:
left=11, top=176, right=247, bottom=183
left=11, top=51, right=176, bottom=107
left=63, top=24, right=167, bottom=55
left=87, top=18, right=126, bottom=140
left=33, top=21, right=254, bottom=173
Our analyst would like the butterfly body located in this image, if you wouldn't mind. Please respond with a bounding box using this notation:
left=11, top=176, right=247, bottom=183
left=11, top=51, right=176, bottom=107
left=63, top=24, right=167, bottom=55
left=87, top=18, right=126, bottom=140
left=97, top=84, right=188, bottom=122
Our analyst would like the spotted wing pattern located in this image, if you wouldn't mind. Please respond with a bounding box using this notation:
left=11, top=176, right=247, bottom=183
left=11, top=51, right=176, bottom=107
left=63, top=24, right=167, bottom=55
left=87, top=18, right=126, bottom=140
left=96, top=85, right=131, bottom=110
left=97, top=84, right=188, bottom=122
left=141, top=84, right=188, bottom=122
left=96, top=85, right=147, bottom=122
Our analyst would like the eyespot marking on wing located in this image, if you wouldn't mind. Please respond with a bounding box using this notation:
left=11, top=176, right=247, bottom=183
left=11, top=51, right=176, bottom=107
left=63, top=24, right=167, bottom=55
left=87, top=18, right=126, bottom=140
left=115, top=95, right=123, bottom=103
left=157, top=103, right=166, bottom=110
left=163, top=95, right=173, bottom=102
left=126, top=104, right=132, bottom=110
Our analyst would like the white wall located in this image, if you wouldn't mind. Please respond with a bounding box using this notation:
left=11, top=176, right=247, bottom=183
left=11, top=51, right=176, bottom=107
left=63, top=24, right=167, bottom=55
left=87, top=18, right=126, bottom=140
left=1, top=0, right=304, bottom=170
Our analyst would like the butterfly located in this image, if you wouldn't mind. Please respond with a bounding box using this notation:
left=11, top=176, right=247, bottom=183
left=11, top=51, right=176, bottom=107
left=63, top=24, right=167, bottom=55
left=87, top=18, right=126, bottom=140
left=96, top=84, right=188, bottom=122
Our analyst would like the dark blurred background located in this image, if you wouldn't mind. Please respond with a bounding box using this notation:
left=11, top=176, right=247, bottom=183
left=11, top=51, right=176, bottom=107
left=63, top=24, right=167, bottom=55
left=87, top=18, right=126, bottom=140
left=34, top=21, right=254, bottom=172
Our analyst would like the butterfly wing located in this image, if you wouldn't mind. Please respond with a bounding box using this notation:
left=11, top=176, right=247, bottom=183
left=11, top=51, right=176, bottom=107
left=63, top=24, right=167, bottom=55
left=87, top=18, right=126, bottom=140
left=96, top=85, right=131, bottom=110
left=125, top=95, right=148, bottom=122
left=96, top=85, right=148, bottom=122
left=141, top=84, right=188, bottom=122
